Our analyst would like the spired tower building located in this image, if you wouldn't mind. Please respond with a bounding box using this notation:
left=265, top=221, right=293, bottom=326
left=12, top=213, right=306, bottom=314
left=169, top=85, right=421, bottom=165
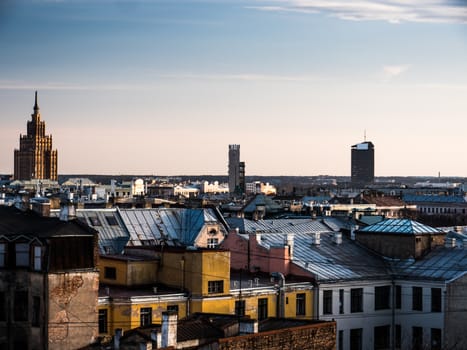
left=14, top=91, right=58, bottom=181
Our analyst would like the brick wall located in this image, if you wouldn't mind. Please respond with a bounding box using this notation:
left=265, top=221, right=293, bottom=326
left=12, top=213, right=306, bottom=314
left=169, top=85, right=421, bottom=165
left=218, top=321, right=336, bottom=350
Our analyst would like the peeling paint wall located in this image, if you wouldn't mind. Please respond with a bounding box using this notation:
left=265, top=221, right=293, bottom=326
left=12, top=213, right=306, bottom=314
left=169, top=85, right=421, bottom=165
left=48, top=271, right=99, bottom=350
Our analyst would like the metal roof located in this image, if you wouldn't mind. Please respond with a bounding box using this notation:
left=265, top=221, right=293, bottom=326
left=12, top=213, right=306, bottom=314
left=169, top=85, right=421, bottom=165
left=255, top=231, right=388, bottom=282
left=51, top=208, right=129, bottom=254
left=358, top=219, right=442, bottom=235
left=226, top=218, right=330, bottom=234
left=390, top=246, right=467, bottom=281
left=403, top=194, right=466, bottom=204
left=118, top=208, right=227, bottom=247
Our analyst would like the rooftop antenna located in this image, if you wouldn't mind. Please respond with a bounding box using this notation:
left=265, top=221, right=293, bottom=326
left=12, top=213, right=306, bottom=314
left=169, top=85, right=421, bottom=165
left=364, top=129, right=366, bottom=142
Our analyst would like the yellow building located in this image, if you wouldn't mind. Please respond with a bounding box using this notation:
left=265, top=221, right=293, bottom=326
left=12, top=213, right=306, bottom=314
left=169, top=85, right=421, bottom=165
left=97, top=247, right=315, bottom=338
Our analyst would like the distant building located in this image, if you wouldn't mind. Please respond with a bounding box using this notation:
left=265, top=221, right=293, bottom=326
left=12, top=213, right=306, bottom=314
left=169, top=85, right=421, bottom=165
left=351, top=141, right=374, bottom=185
left=246, top=181, right=277, bottom=196
left=14, top=91, right=58, bottom=181
left=228, top=144, right=245, bottom=194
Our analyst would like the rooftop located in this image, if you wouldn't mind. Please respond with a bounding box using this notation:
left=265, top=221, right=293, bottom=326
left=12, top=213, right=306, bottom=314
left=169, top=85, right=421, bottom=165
left=358, top=219, right=442, bottom=235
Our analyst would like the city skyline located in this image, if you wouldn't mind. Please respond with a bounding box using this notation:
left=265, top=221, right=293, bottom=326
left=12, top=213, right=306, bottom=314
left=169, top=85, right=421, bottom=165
left=1, top=1, right=467, bottom=176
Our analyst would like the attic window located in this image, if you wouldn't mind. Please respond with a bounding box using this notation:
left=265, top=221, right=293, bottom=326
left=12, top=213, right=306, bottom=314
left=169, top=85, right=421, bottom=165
left=89, top=216, right=102, bottom=226
left=105, top=215, right=119, bottom=226
left=208, top=228, right=217, bottom=235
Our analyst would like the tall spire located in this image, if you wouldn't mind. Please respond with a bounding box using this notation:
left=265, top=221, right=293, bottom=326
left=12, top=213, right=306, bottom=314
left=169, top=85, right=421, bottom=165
left=33, top=90, right=39, bottom=113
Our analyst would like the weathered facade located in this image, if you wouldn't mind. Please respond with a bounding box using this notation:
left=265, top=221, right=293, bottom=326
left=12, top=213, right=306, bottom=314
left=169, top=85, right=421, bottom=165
left=0, top=206, right=99, bottom=350
left=14, top=91, right=58, bottom=181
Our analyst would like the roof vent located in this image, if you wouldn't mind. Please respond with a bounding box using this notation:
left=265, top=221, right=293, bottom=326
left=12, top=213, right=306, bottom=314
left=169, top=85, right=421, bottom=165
left=311, top=232, right=321, bottom=245
left=333, top=232, right=343, bottom=245
left=445, top=237, right=456, bottom=248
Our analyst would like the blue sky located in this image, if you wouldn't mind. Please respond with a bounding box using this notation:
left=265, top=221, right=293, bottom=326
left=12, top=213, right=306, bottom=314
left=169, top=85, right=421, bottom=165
left=1, top=0, right=467, bottom=176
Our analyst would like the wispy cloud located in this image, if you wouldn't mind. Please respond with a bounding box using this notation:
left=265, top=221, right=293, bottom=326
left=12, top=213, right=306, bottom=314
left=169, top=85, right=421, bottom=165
left=382, top=64, right=410, bottom=80
left=249, top=1, right=467, bottom=24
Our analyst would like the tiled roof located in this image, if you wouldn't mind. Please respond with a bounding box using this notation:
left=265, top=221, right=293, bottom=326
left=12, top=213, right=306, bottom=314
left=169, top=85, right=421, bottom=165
left=358, top=219, right=442, bottom=235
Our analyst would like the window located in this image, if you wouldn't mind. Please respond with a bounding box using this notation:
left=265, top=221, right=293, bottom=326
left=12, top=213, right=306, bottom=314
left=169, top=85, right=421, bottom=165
left=167, top=305, right=179, bottom=316
left=14, top=291, right=28, bottom=321
left=339, top=289, right=344, bottom=314
left=235, top=300, right=245, bottom=317
left=412, top=327, right=423, bottom=349
left=32, top=297, right=40, bottom=327
left=89, top=216, right=102, bottom=226
left=208, top=280, right=224, bottom=294
left=140, top=307, right=152, bottom=326
left=99, top=309, right=108, bottom=334
left=338, top=330, right=344, bottom=350
left=374, top=325, right=390, bottom=350
left=296, top=293, right=306, bottom=316
left=395, top=285, right=401, bottom=309
left=258, top=298, right=268, bottom=320
left=207, top=238, right=219, bottom=249
left=350, top=288, right=363, bottom=313
left=33, top=246, right=41, bottom=271
left=0, top=243, right=5, bottom=267
left=375, top=286, right=391, bottom=310
left=412, top=287, right=423, bottom=311
left=104, top=267, right=117, bottom=280
left=15, top=243, right=29, bottom=267
left=431, top=328, right=442, bottom=350
left=0, top=292, right=5, bottom=322
left=350, top=328, right=362, bottom=350
left=105, top=215, right=119, bottom=226
left=323, top=290, right=333, bottom=314
left=395, top=324, right=401, bottom=349
left=431, top=288, right=442, bottom=312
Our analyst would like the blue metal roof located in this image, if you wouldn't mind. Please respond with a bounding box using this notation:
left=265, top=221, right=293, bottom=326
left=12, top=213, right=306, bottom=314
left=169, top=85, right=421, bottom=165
left=359, top=219, right=442, bottom=235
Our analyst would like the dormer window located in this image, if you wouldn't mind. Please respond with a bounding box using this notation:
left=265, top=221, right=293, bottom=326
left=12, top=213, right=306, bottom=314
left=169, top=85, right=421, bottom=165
left=16, top=243, right=29, bottom=267
left=208, top=228, right=217, bottom=235
left=0, top=243, right=5, bottom=267
left=33, top=246, right=42, bottom=271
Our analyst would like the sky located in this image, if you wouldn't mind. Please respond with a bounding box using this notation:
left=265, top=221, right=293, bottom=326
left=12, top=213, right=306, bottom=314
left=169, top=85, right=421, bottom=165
left=1, top=0, right=467, bottom=177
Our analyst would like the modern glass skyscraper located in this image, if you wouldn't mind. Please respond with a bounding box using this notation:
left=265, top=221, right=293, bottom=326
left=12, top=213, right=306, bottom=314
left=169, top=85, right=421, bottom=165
left=14, top=91, right=58, bottom=181
left=351, top=141, right=374, bottom=185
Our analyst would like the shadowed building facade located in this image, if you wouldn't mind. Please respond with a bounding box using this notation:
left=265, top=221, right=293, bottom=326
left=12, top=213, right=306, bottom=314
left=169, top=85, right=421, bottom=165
left=14, top=91, right=58, bottom=181
left=351, top=141, right=374, bottom=185
left=228, top=144, right=245, bottom=194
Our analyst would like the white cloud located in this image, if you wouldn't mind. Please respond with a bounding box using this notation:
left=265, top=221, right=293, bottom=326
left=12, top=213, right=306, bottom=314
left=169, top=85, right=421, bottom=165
left=249, top=0, right=467, bottom=24
left=382, top=64, right=410, bottom=80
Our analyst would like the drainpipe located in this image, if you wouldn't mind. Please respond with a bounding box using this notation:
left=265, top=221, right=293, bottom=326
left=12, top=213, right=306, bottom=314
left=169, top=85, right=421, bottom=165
left=271, top=272, right=285, bottom=318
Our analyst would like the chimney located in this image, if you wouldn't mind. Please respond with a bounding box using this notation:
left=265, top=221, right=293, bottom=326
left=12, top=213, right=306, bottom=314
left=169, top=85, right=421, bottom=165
left=286, top=233, right=294, bottom=259
left=312, top=232, right=321, bottom=245
left=59, top=192, right=76, bottom=221
left=333, top=232, right=343, bottom=245
left=114, top=328, right=123, bottom=350
left=445, top=237, right=456, bottom=248
left=161, top=311, right=177, bottom=348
